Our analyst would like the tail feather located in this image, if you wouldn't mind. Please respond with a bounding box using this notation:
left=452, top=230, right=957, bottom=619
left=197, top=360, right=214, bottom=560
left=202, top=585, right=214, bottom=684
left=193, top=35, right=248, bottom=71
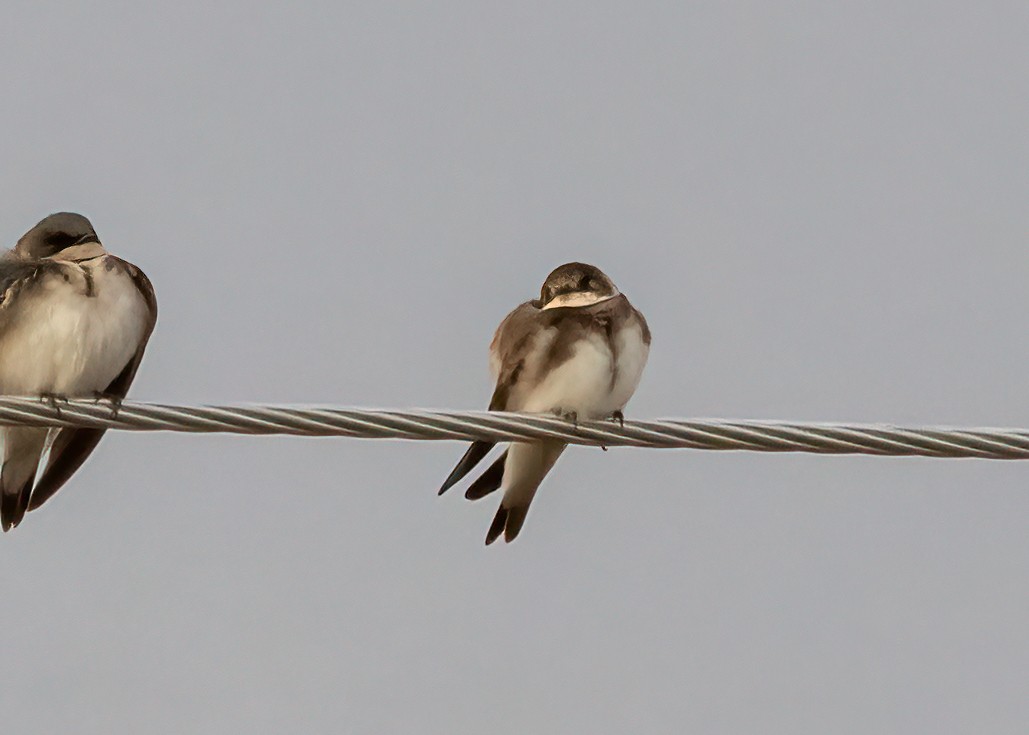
left=439, top=440, right=495, bottom=495
left=503, top=506, right=529, bottom=543
left=485, top=505, right=507, bottom=545
left=483, top=440, right=566, bottom=545
left=1, top=475, right=34, bottom=532
left=483, top=502, right=531, bottom=545
left=1, top=428, right=48, bottom=532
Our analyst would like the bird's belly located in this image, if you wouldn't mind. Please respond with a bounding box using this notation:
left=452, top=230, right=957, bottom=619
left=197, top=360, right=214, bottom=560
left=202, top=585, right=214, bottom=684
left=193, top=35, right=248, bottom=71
left=0, top=262, right=148, bottom=395
left=522, top=334, right=618, bottom=419
left=608, top=322, right=649, bottom=411
left=521, top=323, right=649, bottom=419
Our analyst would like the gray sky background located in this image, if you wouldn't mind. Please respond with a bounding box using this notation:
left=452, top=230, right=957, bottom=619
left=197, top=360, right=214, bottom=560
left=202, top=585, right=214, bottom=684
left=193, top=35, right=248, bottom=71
left=2, top=2, right=1028, bottom=732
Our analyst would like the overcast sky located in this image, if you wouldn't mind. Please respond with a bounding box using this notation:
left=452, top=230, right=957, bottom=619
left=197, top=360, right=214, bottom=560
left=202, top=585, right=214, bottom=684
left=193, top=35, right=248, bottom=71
left=2, top=2, right=1028, bottom=733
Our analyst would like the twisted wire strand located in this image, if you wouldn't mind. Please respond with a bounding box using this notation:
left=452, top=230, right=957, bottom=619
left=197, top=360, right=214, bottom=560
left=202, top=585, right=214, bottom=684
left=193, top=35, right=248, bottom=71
left=0, top=396, right=1026, bottom=460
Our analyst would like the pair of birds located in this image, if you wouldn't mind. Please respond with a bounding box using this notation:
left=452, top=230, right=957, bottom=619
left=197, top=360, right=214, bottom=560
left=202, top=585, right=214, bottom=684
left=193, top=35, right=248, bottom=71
left=1, top=213, right=650, bottom=544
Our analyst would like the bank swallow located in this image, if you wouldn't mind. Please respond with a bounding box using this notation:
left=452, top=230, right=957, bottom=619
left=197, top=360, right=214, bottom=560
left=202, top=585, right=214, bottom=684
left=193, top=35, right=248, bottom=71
left=439, top=262, right=650, bottom=544
left=0, top=213, right=157, bottom=531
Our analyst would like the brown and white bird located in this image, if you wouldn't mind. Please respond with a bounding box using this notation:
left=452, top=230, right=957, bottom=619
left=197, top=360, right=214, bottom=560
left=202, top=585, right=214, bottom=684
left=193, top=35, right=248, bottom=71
left=439, top=262, right=650, bottom=544
left=0, top=212, right=157, bottom=531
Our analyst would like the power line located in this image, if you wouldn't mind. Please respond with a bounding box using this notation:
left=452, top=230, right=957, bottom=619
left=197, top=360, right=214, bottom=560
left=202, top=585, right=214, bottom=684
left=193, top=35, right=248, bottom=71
left=0, top=397, right=1026, bottom=460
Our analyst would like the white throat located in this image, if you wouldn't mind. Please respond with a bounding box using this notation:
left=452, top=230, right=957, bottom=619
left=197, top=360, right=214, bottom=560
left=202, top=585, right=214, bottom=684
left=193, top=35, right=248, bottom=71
left=542, top=290, right=619, bottom=310
left=51, top=242, right=107, bottom=262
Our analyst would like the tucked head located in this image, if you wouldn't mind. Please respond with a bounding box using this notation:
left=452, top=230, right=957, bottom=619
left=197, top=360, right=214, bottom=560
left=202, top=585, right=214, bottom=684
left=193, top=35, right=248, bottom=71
left=539, top=262, right=619, bottom=310
left=14, top=212, right=102, bottom=261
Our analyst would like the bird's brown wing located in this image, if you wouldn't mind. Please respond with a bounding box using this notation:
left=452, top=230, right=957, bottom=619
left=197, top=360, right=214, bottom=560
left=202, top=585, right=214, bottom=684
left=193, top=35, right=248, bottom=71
left=437, top=301, right=542, bottom=496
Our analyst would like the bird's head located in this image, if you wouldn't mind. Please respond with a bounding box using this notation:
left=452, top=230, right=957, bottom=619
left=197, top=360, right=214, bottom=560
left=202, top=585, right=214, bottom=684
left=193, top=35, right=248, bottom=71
left=14, top=212, right=106, bottom=262
left=539, top=262, right=619, bottom=310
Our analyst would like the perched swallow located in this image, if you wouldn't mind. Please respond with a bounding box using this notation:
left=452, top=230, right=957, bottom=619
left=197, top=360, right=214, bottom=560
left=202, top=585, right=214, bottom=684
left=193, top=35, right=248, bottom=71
left=439, top=262, right=650, bottom=544
left=0, top=213, right=157, bottom=531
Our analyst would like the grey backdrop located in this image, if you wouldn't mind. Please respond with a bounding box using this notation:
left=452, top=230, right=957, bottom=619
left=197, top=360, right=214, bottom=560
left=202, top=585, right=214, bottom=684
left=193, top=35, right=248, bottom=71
left=2, top=2, right=1027, bottom=733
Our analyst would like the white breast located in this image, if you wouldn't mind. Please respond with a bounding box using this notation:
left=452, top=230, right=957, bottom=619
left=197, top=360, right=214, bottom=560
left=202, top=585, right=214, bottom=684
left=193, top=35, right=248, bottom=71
left=0, top=257, right=149, bottom=396
left=608, top=320, right=650, bottom=411
left=520, top=331, right=616, bottom=418
left=518, top=318, right=649, bottom=419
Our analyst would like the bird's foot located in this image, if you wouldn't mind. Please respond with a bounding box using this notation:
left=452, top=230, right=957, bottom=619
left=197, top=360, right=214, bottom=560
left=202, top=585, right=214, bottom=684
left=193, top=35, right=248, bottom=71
left=39, top=392, right=69, bottom=416
left=92, top=391, right=123, bottom=419
left=610, top=410, right=624, bottom=427
left=553, top=408, right=579, bottom=427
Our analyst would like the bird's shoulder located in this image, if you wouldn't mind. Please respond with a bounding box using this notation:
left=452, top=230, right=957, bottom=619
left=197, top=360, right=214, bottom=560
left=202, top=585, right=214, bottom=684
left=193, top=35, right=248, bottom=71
left=101, top=255, right=157, bottom=317
left=0, top=257, right=64, bottom=309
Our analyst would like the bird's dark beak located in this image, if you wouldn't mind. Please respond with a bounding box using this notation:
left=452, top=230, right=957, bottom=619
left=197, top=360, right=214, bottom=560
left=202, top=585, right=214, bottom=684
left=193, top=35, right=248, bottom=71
left=74, top=233, right=101, bottom=246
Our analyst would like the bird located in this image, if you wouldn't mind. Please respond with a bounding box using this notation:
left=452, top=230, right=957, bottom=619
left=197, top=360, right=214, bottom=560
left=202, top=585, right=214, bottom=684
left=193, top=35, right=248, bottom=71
left=438, top=262, right=650, bottom=544
left=0, top=212, right=157, bottom=531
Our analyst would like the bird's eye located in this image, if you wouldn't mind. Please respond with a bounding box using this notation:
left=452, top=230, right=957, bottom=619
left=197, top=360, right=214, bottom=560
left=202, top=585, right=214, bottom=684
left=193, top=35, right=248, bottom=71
left=45, top=232, right=79, bottom=251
